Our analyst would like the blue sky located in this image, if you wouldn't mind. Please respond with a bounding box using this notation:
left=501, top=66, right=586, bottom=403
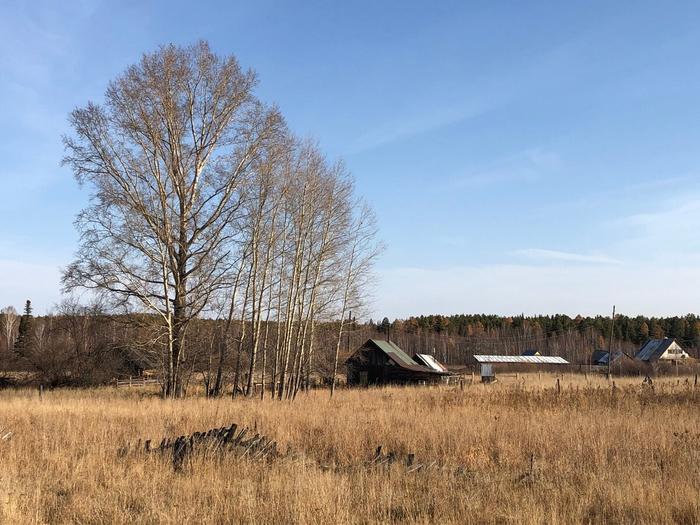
left=1, top=0, right=699, bottom=318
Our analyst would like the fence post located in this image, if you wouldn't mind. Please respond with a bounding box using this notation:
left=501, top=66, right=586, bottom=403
left=129, top=376, right=132, bottom=388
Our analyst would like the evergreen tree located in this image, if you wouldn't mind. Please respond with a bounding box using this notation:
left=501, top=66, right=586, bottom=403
left=670, top=317, right=687, bottom=340
left=15, top=300, right=33, bottom=353
left=434, top=315, right=450, bottom=333
left=688, top=320, right=700, bottom=347
left=380, top=317, right=391, bottom=337
left=638, top=321, right=649, bottom=342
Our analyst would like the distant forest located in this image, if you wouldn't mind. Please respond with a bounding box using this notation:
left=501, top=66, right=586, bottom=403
left=366, top=313, right=700, bottom=366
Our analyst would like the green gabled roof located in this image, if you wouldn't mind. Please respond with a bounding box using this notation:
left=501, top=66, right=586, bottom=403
left=369, top=339, right=417, bottom=368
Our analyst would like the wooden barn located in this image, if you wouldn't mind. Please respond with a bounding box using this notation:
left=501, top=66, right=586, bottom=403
left=345, top=339, right=449, bottom=386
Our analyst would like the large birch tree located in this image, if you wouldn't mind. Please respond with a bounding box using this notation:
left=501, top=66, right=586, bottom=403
left=62, top=41, right=283, bottom=397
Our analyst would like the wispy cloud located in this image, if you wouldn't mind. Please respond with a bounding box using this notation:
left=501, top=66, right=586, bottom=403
left=349, top=30, right=592, bottom=155
left=446, top=147, right=560, bottom=190
left=543, top=174, right=696, bottom=216
left=613, top=191, right=700, bottom=262
left=620, top=194, right=700, bottom=229
left=514, top=248, right=622, bottom=265
left=350, top=99, right=498, bottom=154
left=0, top=3, right=89, bottom=192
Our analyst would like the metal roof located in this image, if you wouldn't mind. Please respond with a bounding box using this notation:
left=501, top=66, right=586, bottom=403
left=591, top=350, right=625, bottom=365
left=635, top=338, right=686, bottom=361
left=414, top=353, right=449, bottom=373
left=371, top=339, right=416, bottom=367
left=473, top=355, right=569, bottom=365
left=365, top=340, right=448, bottom=375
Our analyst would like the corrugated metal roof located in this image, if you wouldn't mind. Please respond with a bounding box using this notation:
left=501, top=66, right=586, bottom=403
left=635, top=338, right=687, bottom=361
left=366, top=340, right=448, bottom=374
left=371, top=339, right=416, bottom=367
left=414, top=353, right=449, bottom=373
left=473, top=355, right=569, bottom=364
left=635, top=338, right=672, bottom=361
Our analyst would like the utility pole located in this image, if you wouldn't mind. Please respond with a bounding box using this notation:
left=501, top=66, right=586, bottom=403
left=607, top=305, right=616, bottom=379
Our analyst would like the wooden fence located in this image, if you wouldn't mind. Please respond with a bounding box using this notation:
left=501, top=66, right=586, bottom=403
left=120, top=422, right=278, bottom=470
left=115, top=376, right=161, bottom=388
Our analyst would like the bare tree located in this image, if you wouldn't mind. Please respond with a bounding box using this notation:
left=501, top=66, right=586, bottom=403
left=1, top=306, right=18, bottom=353
left=330, top=202, right=382, bottom=397
left=62, top=42, right=284, bottom=397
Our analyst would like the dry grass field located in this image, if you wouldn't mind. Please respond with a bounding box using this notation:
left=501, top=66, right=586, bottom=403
left=1, top=373, right=699, bottom=524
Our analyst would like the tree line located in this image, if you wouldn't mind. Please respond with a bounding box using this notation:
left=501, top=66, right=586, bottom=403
left=387, top=313, right=700, bottom=346
left=2, top=304, right=699, bottom=388
left=0, top=300, right=364, bottom=391
left=372, top=313, right=700, bottom=366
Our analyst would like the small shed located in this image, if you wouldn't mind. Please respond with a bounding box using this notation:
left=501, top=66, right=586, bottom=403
left=345, top=339, right=449, bottom=386
left=522, top=350, right=541, bottom=356
left=635, top=338, right=690, bottom=362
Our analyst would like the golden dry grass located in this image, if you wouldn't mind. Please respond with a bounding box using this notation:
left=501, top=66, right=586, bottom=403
left=1, top=373, right=699, bottom=524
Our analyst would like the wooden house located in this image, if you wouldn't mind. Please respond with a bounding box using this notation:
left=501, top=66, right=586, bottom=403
left=634, top=338, right=690, bottom=362
left=345, top=339, right=449, bottom=386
